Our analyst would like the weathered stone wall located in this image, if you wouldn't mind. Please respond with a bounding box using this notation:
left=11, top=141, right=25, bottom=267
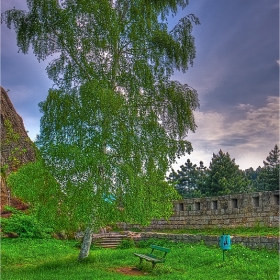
left=121, top=191, right=279, bottom=230
left=148, top=190, right=279, bottom=229
left=138, top=232, right=279, bottom=251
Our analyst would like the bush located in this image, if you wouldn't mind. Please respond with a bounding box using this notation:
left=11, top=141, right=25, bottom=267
left=117, top=238, right=135, bottom=249
left=1, top=213, right=53, bottom=238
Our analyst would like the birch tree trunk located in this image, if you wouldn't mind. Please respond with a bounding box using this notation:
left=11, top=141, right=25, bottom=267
left=78, top=227, right=93, bottom=261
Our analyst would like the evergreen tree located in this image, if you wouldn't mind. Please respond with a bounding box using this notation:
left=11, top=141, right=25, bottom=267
left=167, top=159, right=205, bottom=198
left=196, top=160, right=207, bottom=195
left=244, top=166, right=262, bottom=191
left=3, top=0, right=199, bottom=260
left=204, top=150, right=248, bottom=196
left=256, top=144, right=280, bottom=191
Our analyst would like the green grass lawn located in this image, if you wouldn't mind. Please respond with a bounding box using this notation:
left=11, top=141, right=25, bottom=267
left=1, top=238, right=279, bottom=280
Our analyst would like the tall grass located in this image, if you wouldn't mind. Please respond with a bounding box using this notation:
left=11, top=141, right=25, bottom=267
left=1, top=238, right=279, bottom=280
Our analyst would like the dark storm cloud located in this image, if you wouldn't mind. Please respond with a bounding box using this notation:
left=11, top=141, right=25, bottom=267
left=199, top=0, right=279, bottom=112
left=1, top=1, right=53, bottom=139
left=218, top=138, right=249, bottom=147
left=173, top=0, right=278, bottom=112
left=169, top=0, right=279, bottom=170
left=1, top=29, right=52, bottom=129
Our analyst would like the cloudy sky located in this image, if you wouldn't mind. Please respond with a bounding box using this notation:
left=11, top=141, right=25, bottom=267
left=1, top=0, right=279, bottom=170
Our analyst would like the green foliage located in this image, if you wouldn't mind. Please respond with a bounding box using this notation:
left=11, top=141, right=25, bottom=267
left=2, top=0, right=198, bottom=235
left=168, top=152, right=251, bottom=197
left=255, top=144, right=280, bottom=191
left=1, top=213, right=53, bottom=238
left=117, top=238, right=135, bottom=249
left=3, top=205, right=22, bottom=214
left=244, top=167, right=260, bottom=191
left=169, top=146, right=279, bottom=197
left=7, top=159, right=72, bottom=232
left=1, top=238, right=279, bottom=280
left=0, top=164, right=9, bottom=177
left=1, top=119, right=32, bottom=174
left=202, top=150, right=249, bottom=196
left=3, top=1, right=201, bottom=260
left=167, top=159, right=205, bottom=198
left=244, top=145, right=280, bottom=191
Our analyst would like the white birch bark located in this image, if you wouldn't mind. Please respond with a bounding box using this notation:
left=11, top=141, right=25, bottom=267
left=78, top=227, right=93, bottom=261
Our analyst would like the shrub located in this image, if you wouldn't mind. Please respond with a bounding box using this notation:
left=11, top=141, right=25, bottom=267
left=1, top=213, right=53, bottom=238
left=117, top=238, right=135, bottom=249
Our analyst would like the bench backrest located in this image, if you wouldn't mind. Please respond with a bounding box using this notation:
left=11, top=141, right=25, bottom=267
left=150, top=245, right=170, bottom=259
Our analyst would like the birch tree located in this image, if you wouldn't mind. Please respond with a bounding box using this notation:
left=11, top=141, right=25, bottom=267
left=3, top=0, right=200, bottom=260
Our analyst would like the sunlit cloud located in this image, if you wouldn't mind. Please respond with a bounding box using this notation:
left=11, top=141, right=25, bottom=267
left=179, top=96, right=279, bottom=170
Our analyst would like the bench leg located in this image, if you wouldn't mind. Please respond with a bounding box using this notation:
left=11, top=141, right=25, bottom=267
left=139, top=258, right=143, bottom=265
left=152, top=262, right=156, bottom=269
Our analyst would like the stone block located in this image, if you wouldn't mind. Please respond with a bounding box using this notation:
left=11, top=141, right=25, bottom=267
left=270, top=216, right=279, bottom=222
left=263, top=206, right=271, bottom=212
left=232, top=208, right=240, bottom=214
left=260, top=237, right=269, bottom=243
left=223, top=219, right=230, bottom=225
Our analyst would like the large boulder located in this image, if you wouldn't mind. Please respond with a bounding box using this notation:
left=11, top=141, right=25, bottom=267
left=1, top=86, right=36, bottom=213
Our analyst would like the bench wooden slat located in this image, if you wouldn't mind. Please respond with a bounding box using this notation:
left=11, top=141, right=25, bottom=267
left=133, top=253, right=165, bottom=263
left=133, top=245, right=170, bottom=268
left=150, top=245, right=170, bottom=253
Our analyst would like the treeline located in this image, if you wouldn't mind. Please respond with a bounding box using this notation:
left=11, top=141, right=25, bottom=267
left=167, top=144, right=279, bottom=198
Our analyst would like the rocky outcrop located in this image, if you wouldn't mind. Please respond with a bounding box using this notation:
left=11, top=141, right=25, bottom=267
left=1, top=86, right=36, bottom=213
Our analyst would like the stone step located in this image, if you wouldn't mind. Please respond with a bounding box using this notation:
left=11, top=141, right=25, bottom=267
left=100, top=244, right=119, bottom=248
left=97, top=240, right=122, bottom=244
left=93, top=235, right=126, bottom=248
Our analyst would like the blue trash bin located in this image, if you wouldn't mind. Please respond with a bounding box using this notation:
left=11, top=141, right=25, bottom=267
left=219, top=234, right=231, bottom=250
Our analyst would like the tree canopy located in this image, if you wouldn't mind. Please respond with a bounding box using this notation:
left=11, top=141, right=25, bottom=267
left=255, top=144, right=279, bottom=191
left=203, top=150, right=248, bottom=196
left=167, top=152, right=249, bottom=198
left=3, top=0, right=200, bottom=259
left=167, top=159, right=205, bottom=198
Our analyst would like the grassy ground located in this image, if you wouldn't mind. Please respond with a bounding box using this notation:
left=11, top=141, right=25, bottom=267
left=1, top=238, right=279, bottom=280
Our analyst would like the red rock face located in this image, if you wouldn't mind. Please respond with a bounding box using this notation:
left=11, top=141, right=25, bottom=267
left=1, top=86, right=36, bottom=214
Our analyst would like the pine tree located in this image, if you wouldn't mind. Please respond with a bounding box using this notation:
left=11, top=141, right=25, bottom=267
left=244, top=167, right=259, bottom=192
left=256, top=144, right=280, bottom=191
left=196, top=160, right=207, bottom=195
left=167, top=159, right=205, bottom=198
left=204, top=150, right=248, bottom=196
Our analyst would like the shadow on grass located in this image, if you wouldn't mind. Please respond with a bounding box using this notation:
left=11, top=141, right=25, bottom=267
left=3, top=253, right=178, bottom=280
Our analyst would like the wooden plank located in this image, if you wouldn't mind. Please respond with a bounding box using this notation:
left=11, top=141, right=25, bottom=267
left=133, top=253, right=164, bottom=263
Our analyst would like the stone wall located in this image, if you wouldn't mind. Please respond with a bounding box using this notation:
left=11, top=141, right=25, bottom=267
left=138, top=232, right=279, bottom=251
left=146, top=190, right=279, bottom=230
left=120, top=191, right=279, bottom=230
